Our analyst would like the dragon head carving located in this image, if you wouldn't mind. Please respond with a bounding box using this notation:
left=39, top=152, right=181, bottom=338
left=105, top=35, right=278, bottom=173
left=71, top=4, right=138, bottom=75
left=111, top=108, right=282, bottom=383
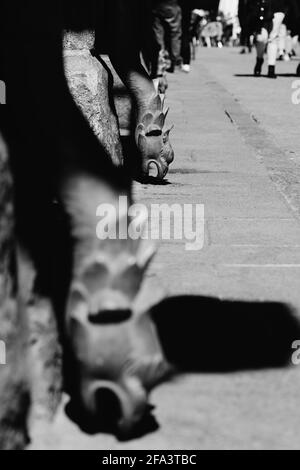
left=136, top=94, right=174, bottom=180
left=65, top=206, right=170, bottom=436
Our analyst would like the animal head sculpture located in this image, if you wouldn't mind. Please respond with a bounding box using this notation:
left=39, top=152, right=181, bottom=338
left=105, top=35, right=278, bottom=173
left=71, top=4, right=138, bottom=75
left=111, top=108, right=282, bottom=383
left=136, top=94, right=174, bottom=180
left=65, top=207, right=170, bottom=436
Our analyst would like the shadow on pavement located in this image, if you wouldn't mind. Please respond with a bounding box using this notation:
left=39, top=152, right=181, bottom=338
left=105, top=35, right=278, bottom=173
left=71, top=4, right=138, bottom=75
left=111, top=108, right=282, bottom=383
left=65, top=400, right=160, bottom=442
left=65, top=295, right=300, bottom=440
left=151, top=296, right=300, bottom=372
left=234, top=73, right=297, bottom=78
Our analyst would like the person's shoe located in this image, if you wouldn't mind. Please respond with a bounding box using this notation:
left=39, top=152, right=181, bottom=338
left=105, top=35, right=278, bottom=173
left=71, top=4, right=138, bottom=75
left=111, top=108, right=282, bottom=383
left=296, top=63, right=300, bottom=77
left=254, top=58, right=264, bottom=76
left=268, top=65, right=277, bottom=79
left=181, top=64, right=191, bottom=73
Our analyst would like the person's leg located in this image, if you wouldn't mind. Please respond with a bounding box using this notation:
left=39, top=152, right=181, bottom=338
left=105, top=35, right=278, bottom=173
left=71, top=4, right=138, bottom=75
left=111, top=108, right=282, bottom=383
left=267, top=12, right=285, bottom=77
left=254, top=28, right=268, bottom=76
left=285, top=30, right=293, bottom=57
left=107, top=0, right=156, bottom=115
left=152, top=14, right=166, bottom=52
left=295, top=35, right=300, bottom=75
left=205, top=36, right=211, bottom=48
left=278, top=23, right=287, bottom=59
left=256, top=28, right=268, bottom=58
left=292, top=34, right=299, bottom=54
left=180, top=2, right=192, bottom=70
left=164, top=4, right=182, bottom=70
left=239, top=23, right=247, bottom=52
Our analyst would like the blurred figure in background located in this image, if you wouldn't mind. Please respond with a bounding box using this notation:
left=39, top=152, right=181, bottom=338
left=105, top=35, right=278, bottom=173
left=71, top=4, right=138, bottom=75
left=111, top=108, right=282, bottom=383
left=179, top=0, right=193, bottom=73
left=190, top=9, right=205, bottom=43
left=152, top=0, right=182, bottom=73
left=295, top=24, right=300, bottom=76
left=284, top=0, right=300, bottom=74
left=190, top=9, right=207, bottom=58
left=200, top=12, right=224, bottom=48
left=253, top=0, right=298, bottom=78
left=238, top=0, right=254, bottom=53
left=277, top=22, right=295, bottom=61
left=219, top=0, right=239, bottom=47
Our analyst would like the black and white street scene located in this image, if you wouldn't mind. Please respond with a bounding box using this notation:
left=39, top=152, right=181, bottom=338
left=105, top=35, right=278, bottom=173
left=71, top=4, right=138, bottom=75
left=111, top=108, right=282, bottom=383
left=2, top=0, right=300, bottom=452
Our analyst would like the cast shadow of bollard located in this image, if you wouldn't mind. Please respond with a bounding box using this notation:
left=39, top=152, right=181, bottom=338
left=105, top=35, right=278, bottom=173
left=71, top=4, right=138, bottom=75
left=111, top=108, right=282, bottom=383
left=234, top=74, right=298, bottom=78
left=65, top=295, right=300, bottom=440
left=150, top=296, right=300, bottom=372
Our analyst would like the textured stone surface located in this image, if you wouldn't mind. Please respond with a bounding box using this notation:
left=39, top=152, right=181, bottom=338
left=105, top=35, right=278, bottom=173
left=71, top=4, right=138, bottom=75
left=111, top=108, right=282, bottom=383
left=0, top=136, right=62, bottom=449
left=0, top=134, right=29, bottom=450
left=18, top=251, right=63, bottom=438
left=64, top=33, right=123, bottom=166
left=63, top=30, right=95, bottom=51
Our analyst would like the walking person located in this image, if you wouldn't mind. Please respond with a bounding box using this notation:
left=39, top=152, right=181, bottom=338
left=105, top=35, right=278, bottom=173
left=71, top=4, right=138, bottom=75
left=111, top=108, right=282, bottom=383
left=253, top=0, right=296, bottom=78
left=152, top=0, right=182, bottom=73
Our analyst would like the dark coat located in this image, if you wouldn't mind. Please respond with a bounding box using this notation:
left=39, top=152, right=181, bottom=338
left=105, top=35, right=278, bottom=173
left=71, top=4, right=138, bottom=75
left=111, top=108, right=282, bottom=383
left=239, top=0, right=299, bottom=34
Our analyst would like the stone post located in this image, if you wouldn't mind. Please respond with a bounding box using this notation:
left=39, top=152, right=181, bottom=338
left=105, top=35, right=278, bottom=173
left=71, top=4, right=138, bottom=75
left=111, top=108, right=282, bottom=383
left=63, top=31, right=124, bottom=166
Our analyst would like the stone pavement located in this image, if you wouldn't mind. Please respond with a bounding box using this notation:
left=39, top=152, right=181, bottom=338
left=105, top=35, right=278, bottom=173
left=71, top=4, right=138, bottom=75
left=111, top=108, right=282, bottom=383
left=31, top=48, right=300, bottom=450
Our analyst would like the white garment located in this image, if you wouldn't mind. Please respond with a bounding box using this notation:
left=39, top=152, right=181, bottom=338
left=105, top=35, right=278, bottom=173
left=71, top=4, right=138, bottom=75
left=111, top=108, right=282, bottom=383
left=255, top=12, right=286, bottom=65
left=218, top=0, right=239, bottom=18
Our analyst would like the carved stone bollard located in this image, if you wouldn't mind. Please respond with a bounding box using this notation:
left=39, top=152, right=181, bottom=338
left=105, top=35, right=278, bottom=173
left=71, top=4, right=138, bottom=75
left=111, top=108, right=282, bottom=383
left=63, top=31, right=123, bottom=167
left=102, top=56, right=174, bottom=180
left=29, top=30, right=128, bottom=436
